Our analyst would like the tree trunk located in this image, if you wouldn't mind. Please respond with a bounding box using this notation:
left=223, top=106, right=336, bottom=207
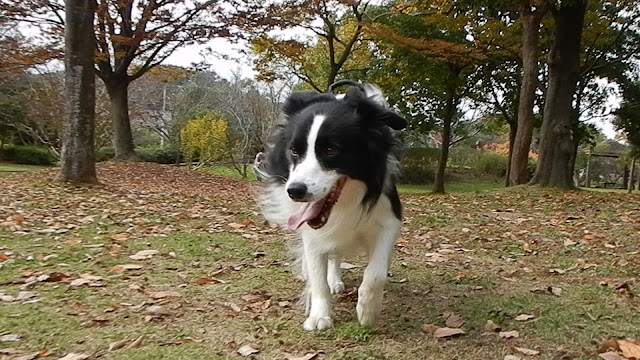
left=529, top=1, right=586, bottom=189
left=628, top=158, right=635, bottom=194
left=58, top=0, right=97, bottom=183
left=509, top=1, right=545, bottom=186
left=505, top=122, right=517, bottom=187
left=433, top=73, right=459, bottom=194
left=105, top=79, right=138, bottom=160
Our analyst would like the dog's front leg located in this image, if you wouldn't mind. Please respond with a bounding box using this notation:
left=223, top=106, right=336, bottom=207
left=357, top=219, right=400, bottom=327
left=302, top=239, right=333, bottom=331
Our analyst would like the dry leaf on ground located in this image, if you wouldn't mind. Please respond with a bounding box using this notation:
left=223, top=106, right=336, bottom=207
left=285, top=353, right=319, bottom=360
left=445, top=313, right=465, bottom=328
left=599, top=352, right=625, bottom=360
left=433, top=327, right=465, bottom=339
left=499, top=330, right=519, bottom=339
left=237, top=344, right=260, bottom=356
left=619, top=339, right=640, bottom=358
left=58, top=354, right=89, bottom=360
left=514, top=314, right=535, bottom=321
left=485, top=320, right=502, bottom=332
left=514, top=347, right=540, bottom=356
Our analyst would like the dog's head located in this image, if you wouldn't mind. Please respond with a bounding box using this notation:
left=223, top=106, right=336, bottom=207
left=266, top=85, right=406, bottom=230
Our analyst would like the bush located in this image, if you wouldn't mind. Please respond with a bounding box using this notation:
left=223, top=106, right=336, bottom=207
left=399, top=147, right=440, bottom=184
left=96, top=147, right=115, bottom=162
left=136, top=146, right=180, bottom=164
left=472, top=152, right=509, bottom=178
left=0, top=144, right=56, bottom=165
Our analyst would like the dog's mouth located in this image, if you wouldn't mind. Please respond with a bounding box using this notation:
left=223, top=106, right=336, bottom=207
left=287, top=176, right=347, bottom=231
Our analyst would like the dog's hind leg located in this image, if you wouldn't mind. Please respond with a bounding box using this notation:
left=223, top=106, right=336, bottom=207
left=302, top=239, right=333, bottom=331
left=327, top=256, right=345, bottom=294
left=357, top=218, right=401, bottom=327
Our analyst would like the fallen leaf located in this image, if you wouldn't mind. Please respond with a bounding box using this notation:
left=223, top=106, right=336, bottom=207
left=499, top=330, right=519, bottom=339
left=549, top=286, right=563, bottom=296
left=0, top=348, right=21, bottom=355
left=514, top=347, right=540, bottom=356
left=433, top=327, right=465, bottom=339
left=146, top=305, right=171, bottom=316
left=127, top=335, right=144, bottom=349
left=514, top=314, right=535, bottom=321
left=57, top=354, right=89, bottom=360
left=485, top=320, right=502, bottom=332
left=69, top=278, right=92, bottom=288
left=242, top=218, right=254, bottom=226
left=110, top=264, right=143, bottom=273
left=104, top=305, right=118, bottom=313
left=421, top=324, right=439, bottom=335
left=129, top=250, right=159, bottom=260
left=285, top=353, right=318, bottom=360
left=0, top=253, right=8, bottom=261
left=445, top=313, right=465, bottom=328
left=111, top=233, right=130, bottom=241
left=108, top=339, right=128, bottom=351
left=229, top=223, right=245, bottom=229
left=194, top=277, right=224, bottom=285
left=504, top=356, right=522, bottom=360
left=599, top=352, right=625, bottom=360
left=14, top=352, right=40, bottom=360
left=619, top=339, right=640, bottom=358
left=149, top=291, right=182, bottom=299
left=237, top=344, right=259, bottom=356
left=227, top=302, right=242, bottom=312
left=0, top=334, right=20, bottom=342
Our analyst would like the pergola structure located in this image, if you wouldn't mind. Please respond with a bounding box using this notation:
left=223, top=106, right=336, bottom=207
left=585, top=151, right=639, bottom=192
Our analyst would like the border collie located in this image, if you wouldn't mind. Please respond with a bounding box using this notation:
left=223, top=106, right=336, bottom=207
left=256, top=81, right=407, bottom=331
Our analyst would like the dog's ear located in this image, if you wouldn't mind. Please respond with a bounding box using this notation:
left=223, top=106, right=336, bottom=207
left=344, top=87, right=407, bottom=130
left=282, top=91, right=335, bottom=117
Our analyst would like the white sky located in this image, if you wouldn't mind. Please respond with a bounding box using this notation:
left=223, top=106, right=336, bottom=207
left=165, top=38, right=620, bottom=139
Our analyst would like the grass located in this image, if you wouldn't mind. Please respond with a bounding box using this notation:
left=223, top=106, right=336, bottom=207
left=0, top=162, right=46, bottom=175
left=198, top=164, right=257, bottom=180
left=1, top=162, right=640, bottom=359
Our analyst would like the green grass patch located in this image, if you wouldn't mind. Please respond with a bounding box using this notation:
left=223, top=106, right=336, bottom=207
left=198, top=165, right=257, bottom=180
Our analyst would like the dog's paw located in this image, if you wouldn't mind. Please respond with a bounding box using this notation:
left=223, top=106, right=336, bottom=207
left=303, top=316, right=333, bottom=331
left=329, top=281, right=345, bottom=294
left=356, top=290, right=382, bottom=327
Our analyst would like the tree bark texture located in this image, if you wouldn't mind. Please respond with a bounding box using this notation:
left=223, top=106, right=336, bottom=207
left=529, top=1, right=587, bottom=189
left=105, top=79, right=138, bottom=160
left=505, top=123, right=518, bottom=187
left=509, top=1, right=546, bottom=186
left=59, top=0, right=97, bottom=183
left=433, top=69, right=460, bottom=194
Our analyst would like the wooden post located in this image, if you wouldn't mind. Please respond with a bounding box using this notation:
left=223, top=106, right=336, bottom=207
left=585, top=152, right=591, bottom=188
left=628, top=158, right=636, bottom=194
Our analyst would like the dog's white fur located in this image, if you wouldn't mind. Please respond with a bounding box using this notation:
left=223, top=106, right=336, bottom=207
left=261, top=110, right=401, bottom=331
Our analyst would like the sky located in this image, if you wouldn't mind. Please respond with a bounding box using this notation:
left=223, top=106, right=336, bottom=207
left=165, top=38, right=621, bottom=140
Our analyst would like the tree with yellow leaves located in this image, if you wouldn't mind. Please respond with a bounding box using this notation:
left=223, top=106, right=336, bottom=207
left=180, top=111, right=229, bottom=169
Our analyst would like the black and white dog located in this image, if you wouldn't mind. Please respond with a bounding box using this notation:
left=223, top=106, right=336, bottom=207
left=257, top=81, right=407, bottom=331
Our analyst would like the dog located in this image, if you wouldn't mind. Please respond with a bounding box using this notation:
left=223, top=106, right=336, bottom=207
left=257, top=80, right=407, bottom=331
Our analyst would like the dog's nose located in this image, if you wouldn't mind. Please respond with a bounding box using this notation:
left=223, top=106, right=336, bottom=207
left=287, top=182, right=308, bottom=201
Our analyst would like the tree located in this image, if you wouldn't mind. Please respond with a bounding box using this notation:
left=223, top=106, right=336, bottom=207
left=614, top=81, right=640, bottom=154
left=509, top=0, right=547, bottom=186
left=363, top=3, right=487, bottom=193
left=58, top=0, right=97, bottom=182
left=251, top=0, right=370, bottom=91
left=529, top=0, right=587, bottom=189
left=2, top=0, right=232, bottom=160
left=180, top=111, right=229, bottom=168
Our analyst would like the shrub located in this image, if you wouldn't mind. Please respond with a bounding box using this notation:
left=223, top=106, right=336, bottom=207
left=472, top=152, right=509, bottom=178
left=399, top=147, right=440, bottom=184
left=0, top=144, right=56, bottom=165
left=96, top=147, right=115, bottom=162
left=136, top=146, right=180, bottom=164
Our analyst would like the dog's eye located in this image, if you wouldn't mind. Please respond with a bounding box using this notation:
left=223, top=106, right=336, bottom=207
left=290, top=148, right=299, bottom=157
left=325, top=147, right=338, bottom=157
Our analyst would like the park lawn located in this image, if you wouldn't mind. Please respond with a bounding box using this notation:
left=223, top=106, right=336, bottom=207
left=0, top=163, right=47, bottom=176
left=1, top=162, right=640, bottom=360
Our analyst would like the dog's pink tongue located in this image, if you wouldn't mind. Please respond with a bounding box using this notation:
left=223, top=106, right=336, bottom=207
left=287, top=200, right=325, bottom=230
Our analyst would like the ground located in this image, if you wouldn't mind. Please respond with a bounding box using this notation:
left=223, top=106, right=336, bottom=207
left=1, top=162, right=640, bottom=360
